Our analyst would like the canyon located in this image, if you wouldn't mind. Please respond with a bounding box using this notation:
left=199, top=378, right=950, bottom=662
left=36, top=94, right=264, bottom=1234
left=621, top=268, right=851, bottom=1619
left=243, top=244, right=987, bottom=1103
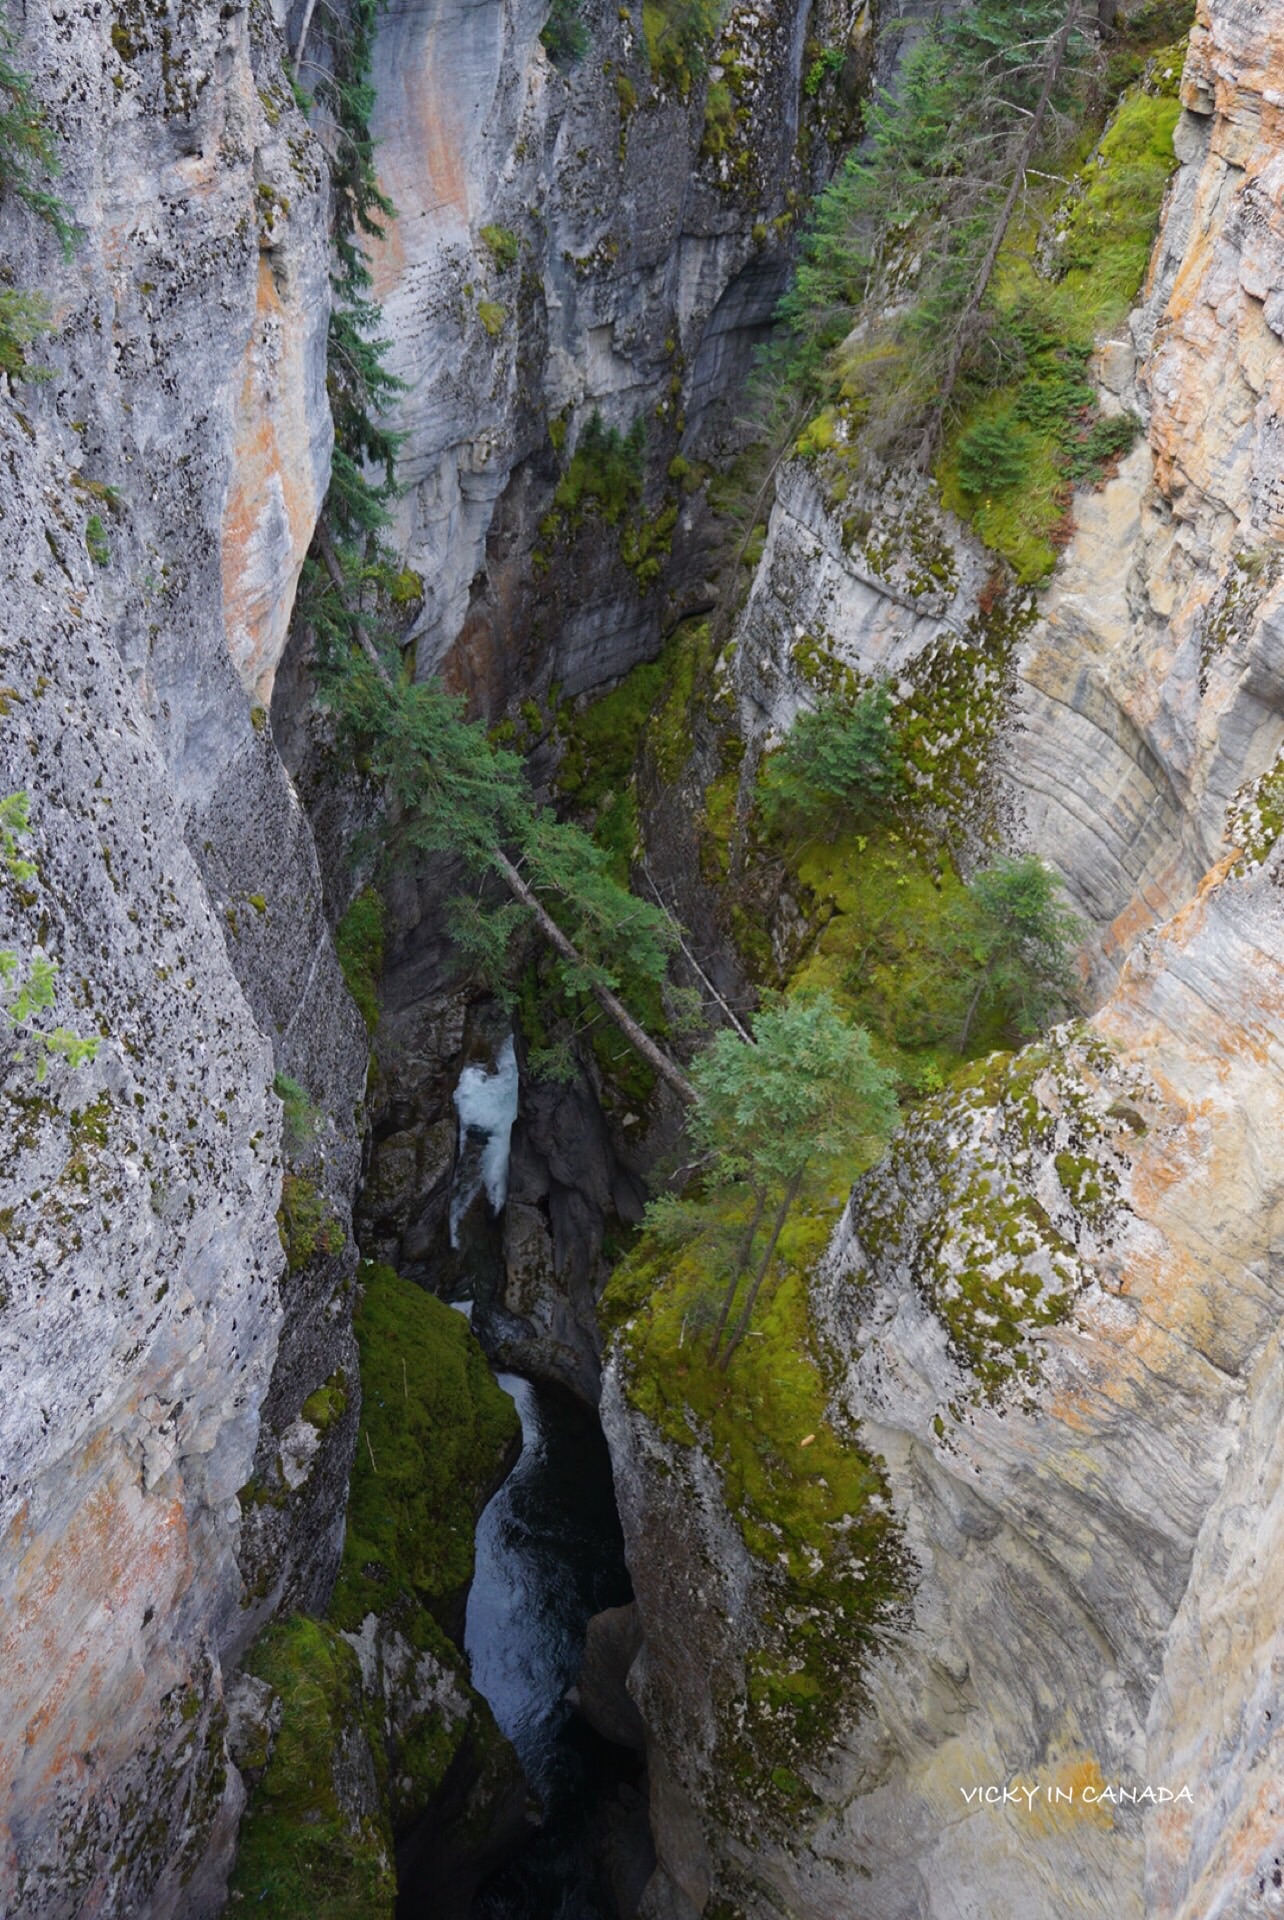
left=2, top=0, right=1283, bottom=1918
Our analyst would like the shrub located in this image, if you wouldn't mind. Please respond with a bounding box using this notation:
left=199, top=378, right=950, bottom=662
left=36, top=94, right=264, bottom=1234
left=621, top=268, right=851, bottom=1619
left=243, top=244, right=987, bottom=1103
left=541, top=0, right=588, bottom=65
left=762, top=681, right=903, bottom=832
left=479, top=223, right=519, bottom=271
left=554, top=410, right=646, bottom=524
left=955, top=414, right=1034, bottom=496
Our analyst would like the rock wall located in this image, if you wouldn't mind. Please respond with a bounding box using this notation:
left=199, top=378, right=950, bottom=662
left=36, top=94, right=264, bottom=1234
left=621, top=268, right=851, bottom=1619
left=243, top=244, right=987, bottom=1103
left=367, top=0, right=870, bottom=704
left=606, top=5, right=1284, bottom=1916
left=0, top=4, right=367, bottom=1913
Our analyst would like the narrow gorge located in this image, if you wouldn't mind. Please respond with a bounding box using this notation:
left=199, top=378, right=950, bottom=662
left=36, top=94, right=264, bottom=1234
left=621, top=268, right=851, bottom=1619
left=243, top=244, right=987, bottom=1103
left=2, top=1, right=1283, bottom=1917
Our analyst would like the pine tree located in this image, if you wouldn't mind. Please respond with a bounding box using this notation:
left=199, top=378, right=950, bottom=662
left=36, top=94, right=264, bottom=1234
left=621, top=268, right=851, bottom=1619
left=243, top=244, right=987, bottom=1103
left=778, top=1, right=1100, bottom=460
left=655, top=994, right=897, bottom=1368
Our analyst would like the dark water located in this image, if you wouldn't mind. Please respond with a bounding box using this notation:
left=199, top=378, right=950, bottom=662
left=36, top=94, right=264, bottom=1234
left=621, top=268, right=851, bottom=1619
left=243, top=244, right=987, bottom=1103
left=464, top=1375, right=640, bottom=1919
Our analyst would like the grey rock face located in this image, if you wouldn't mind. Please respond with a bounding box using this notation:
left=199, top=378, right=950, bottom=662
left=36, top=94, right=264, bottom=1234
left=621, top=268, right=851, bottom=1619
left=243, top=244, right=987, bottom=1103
left=605, top=8, right=1284, bottom=1917
left=368, top=0, right=868, bottom=701
left=0, top=4, right=367, bottom=1913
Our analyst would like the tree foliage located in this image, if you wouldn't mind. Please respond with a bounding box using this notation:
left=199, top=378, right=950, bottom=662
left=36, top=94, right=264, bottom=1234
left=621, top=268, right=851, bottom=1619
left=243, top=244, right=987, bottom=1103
left=290, top=5, right=697, bottom=1100
left=959, top=853, right=1083, bottom=1046
left=761, top=681, right=903, bottom=834
left=662, top=993, right=898, bottom=1367
left=777, top=0, right=1099, bottom=454
left=322, top=649, right=680, bottom=1028
left=0, top=32, right=74, bottom=381
left=541, top=0, right=589, bottom=65
left=0, top=32, right=74, bottom=248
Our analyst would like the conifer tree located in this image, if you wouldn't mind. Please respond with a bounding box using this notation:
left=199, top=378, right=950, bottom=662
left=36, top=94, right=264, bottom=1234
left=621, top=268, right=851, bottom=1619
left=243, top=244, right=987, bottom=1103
left=649, top=994, right=897, bottom=1367
left=778, top=0, right=1099, bottom=458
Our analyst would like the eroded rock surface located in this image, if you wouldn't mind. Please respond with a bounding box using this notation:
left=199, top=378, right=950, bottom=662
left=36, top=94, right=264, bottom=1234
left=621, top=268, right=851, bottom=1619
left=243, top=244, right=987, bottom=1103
left=0, top=4, right=363, bottom=1912
left=607, top=6, right=1284, bottom=1915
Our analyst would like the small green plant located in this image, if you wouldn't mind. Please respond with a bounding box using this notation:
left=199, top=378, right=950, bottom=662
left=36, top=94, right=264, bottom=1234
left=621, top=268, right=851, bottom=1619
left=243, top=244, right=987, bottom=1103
left=803, top=45, right=844, bottom=96
left=273, top=1072, right=322, bottom=1156
left=1, top=791, right=100, bottom=1080
left=541, top=0, right=589, bottom=65
left=477, top=299, right=506, bottom=337
left=334, top=887, right=385, bottom=1034
left=84, top=513, right=110, bottom=567
left=479, top=223, right=519, bottom=270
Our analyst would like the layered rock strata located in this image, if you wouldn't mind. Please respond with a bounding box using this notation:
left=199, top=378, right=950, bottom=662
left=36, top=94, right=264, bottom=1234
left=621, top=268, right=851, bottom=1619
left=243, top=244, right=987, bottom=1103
left=608, top=4, right=1284, bottom=1915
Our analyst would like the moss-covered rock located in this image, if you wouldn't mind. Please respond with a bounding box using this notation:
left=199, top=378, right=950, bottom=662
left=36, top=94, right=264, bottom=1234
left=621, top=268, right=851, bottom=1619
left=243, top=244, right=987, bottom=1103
left=837, top=1026, right=1154, bottom=1404
left=603, top=1169, right=907, bottom=1829
left=330, top=1262, right=519, bottom=1640
left=227, top=1617, right=396, bottom=1919
left=233, top=1266, right=525, bottom=1887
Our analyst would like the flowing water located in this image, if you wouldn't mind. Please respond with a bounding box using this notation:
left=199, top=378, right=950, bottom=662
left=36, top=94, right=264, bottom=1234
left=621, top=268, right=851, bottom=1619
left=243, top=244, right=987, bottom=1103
left=465, top=1374, right=638, bottom=1918
left=414, top=1031, right=643, bottom=1916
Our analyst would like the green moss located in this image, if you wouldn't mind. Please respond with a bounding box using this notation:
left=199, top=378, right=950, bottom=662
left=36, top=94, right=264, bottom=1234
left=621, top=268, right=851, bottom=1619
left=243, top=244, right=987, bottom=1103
left=604, top=1182, right=906, bottom=1820
left=479, top=223, right=519, bottom=270
left=335, top=888, right=385, bottom=1034
left=555, top=644, right=672, bottom=811
left=277, top=1172, right=344, bottom=1274
left=787, top=824, right=1007, bottom=1086
left=477, top=300, right=507, bottom=337
left=301, top=1370, right=349, bottom=1434
left=1229, top=744, right=1284, bottom=872
left=227, top=1618, right=396, bottom=1918
left=851, top=1031, right=1137, bottom=1400
left=329, top=1263, right=520, bottom=1639
left=936, top=67, right=1185, bottom=580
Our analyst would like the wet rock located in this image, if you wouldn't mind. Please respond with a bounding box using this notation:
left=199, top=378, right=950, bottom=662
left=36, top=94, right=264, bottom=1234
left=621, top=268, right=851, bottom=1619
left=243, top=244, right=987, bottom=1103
left=571, top=1603, right=647, bottom=1752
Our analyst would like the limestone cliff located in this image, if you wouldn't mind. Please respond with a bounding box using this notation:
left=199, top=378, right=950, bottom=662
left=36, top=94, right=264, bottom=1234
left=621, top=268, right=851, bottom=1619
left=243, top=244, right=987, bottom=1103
left=0, top=0, right=852, bottom=1904
left=603, top=4, right=1284, bottom=1916
left=0, top=4, right=364, bottom=1912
